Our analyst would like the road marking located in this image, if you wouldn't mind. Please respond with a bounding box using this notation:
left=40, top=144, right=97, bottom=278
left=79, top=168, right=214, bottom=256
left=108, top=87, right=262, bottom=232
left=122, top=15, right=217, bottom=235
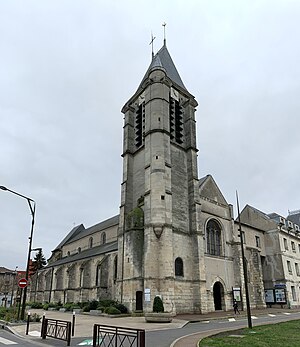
left=251, top=316, right=258, bottom=319
left=78, top=341, right=92, bottom=346
left=228, top=318, right=236, bottom=322
left=0, top=337, right=18, bottom=345
left=283, top=312, right=291, bottom=315
left=268, top=314, right=276, bottom=317
left=201, top=320, right=210, bottom=323
left=28, top=331, right=40, bottom=336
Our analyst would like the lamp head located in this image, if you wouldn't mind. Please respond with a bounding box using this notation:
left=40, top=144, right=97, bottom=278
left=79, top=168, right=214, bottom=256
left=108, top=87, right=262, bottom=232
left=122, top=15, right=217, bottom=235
left=0, top=186, right=8, bottom=191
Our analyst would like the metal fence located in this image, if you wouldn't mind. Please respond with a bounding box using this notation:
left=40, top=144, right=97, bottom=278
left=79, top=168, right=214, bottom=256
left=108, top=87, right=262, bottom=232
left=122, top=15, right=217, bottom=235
left=41, top=317, right=72, bottom=346
left=93, top=324, right=145, bottom=347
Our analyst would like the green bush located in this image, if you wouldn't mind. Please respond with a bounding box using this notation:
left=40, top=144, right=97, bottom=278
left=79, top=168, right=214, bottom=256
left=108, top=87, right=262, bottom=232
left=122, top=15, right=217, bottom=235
left=98, top=299, right=115, bottom=308
left=106, top=306, right=121, bottom=315
left=29, top=313, right=41, bottom=322
left=89, top=300, right=99, bottom=310
left=82, top=305, right=90, bottom=312
left=114, top=303, right=128, bottom=314
left=153, top=296, right=164, bottom=313
left=63, top=302, right=73, bottom=311
left=31, top=302, right=43, bottom=309
left=43, top=303, right=49, bottom=311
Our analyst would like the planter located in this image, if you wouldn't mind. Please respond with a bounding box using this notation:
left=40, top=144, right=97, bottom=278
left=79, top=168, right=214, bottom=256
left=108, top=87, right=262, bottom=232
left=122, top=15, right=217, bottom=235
left=59, top=308, right=67, bottom=312
left=89, top=310, right=102, bottom=316
left=144, top=312, right=173, bottom=323
left=72, top=308, right=82, bottom=314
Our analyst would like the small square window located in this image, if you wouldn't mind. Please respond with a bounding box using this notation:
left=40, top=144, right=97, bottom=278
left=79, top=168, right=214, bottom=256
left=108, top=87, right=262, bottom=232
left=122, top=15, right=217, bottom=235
left=255, top=236, right=261, bottom=248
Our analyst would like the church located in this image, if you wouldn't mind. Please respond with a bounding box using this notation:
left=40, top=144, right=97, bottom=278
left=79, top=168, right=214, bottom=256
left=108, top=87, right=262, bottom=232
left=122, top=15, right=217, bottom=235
left=30, top=41, right=300, bottom=314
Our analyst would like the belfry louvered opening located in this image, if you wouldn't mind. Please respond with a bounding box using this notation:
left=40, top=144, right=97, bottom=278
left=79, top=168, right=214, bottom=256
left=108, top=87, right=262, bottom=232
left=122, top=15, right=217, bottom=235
left=169, top=95, right=184, bottom=144
left=135, top=102, right=145, bottom=147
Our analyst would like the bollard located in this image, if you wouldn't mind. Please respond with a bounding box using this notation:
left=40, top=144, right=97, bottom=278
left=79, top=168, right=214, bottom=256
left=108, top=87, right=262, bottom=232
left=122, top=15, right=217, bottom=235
left=26, top=312, right=30, bottom=335
left=41, top=312, right=46, bottom=337
left=72, top=311, right=75, bottom=336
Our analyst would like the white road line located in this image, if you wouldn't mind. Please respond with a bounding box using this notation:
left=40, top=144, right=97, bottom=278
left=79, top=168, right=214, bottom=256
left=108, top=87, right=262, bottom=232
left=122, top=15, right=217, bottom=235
left=0, top=336, right=18, bottom=345
left=228, top=318, right=236, bottom=322
left=268, top=314, right=276, bottom=317
left=201, top=320, right=210, bottom=323
left=28, top=331, right=40, bottom=336
left=251, top=316, right=258, bottom=319
left=283, top=312, right=291, bottom=315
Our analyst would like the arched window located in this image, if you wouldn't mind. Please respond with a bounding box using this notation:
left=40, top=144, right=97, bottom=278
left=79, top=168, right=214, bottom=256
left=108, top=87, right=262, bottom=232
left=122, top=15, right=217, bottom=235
left=77, top=247, right=81, bottom=253
left=101, top=232, right=106, bottom=245
left=113, top=256, right=118, bottom=283
left=175, top=257, right=184, bottom=276
left=206, top=219, right=222, bottom=256
left=96, top=264, right=101, bottom=287
left=89, top=237, right=93, bottom=249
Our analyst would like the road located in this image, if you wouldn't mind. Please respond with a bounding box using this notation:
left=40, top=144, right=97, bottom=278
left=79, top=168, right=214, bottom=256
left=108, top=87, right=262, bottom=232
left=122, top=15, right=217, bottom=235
left=1, top=311, right=300, bottom=346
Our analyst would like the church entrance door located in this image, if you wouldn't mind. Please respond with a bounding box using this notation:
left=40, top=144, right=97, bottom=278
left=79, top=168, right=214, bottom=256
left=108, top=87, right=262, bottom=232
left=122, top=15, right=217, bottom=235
left=136, top=291, right=143, bottom=311
left=213, top=281, right=224, bottom=311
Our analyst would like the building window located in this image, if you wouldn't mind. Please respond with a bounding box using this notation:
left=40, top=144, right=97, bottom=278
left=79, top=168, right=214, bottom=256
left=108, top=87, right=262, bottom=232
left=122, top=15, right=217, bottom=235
left=298, top=244, right=300, bottom=253
left=175, top=257, right=184, bottom=276
left=287, top=261, right=292, bottom=274
left=101, top=232, right=106, bottom=245
left=291, top=286, right=297, bottom=301
left=113, top=256, right=118, bottom=283
left=79, top=267, right=83, bottom=287
left=96, top=264, right=101, bottom=287
left=78, top=247, right=81, bottom=253
left=295, top=263, right=300, bottom=276
left=89, top=237, right=93, bottom=249
left=284, top=238, right=288, bottom=251
left=206, top=219, right=222, bottom=256
left=169, top=95, right=184, bottom=145
left=292, top=241, right=296, bottom=252
left=135, top=102, right=145, bottom=147
left=255, top=236, right=261, bottom=248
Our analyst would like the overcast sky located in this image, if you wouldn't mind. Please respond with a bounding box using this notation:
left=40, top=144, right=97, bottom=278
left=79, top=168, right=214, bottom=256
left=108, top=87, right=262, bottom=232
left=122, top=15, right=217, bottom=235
left=1, top=0, right=299, bottom=270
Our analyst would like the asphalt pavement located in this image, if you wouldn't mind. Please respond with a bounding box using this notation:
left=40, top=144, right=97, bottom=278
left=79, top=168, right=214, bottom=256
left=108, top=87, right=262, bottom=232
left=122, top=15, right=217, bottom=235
left=3, top=306, right=300, bottom=346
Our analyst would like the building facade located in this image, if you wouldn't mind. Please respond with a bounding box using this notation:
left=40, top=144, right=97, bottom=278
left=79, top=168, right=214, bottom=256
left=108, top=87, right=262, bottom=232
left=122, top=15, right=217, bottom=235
left=30, top=43, right=300, bottom=314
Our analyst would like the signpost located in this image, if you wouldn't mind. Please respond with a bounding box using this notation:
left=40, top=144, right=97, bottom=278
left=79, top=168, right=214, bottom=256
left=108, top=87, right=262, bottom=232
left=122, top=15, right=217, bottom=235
left=18, top=278, right=28, bottom=289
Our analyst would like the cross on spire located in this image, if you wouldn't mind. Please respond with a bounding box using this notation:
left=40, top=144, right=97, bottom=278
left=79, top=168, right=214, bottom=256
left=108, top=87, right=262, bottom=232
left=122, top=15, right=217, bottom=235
left=162, top=22, right=167, bottom=46
left=149, top=32, right=156, bottom=58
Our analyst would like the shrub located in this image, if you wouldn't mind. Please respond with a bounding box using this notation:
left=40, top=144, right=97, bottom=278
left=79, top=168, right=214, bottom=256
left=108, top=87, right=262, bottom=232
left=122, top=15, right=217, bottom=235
left=98, top=299, right=115, bottom=308
left=43, top=303, right=49, bottom=311
left=30, top=302, right=43, bottom=309
left=82, top=305, right=90, bottom=312
left=63, top=302, right=73, bottom=311
left=89, top=300, right=99, bottom=310
left=153, top=296, right=164, bottom=313
left=114, top=303, right=128, bottom=314
left=106, top=306, right=121, bottom=315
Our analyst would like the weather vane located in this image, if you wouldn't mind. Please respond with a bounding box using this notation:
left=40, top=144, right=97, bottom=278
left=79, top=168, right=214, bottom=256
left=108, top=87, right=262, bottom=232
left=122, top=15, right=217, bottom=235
left=162, top=22, right=167, bottom=45
left=149, top=32, right=156, bottom=58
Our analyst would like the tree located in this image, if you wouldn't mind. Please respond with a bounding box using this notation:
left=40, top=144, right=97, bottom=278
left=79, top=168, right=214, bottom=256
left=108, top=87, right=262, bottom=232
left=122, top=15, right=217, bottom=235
left=31, top=249, right=47, bottom=275
left=153, top=296, right=164, bottom=313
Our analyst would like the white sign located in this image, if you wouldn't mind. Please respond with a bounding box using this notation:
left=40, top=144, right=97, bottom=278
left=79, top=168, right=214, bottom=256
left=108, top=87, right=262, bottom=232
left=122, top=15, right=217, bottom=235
left=145, top=293, right=151, bottom=302
left=144, top=288, right=150, bottom=293
left=265, top=289, right=275, bottom=303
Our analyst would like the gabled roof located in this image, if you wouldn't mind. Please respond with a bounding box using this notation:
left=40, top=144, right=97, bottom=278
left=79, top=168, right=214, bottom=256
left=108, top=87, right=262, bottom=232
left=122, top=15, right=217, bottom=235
left=53, top=215, right=119, bottom=251
left=198, top=174, right=228, bottom=206
left=138, top=44, right=187, bottom=91
left=46, top=241, right=118, bottom=268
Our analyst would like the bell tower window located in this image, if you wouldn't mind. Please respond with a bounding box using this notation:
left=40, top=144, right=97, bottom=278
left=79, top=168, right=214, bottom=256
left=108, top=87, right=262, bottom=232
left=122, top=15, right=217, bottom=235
left=135, top=102, right=145, bottom=147
left=169, top=94, right=183, bottom=145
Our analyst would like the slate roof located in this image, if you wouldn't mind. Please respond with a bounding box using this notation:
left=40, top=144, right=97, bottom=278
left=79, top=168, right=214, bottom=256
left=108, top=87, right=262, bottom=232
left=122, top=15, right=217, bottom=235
left=53, top=215, right=119, bottom=251
left=47, top=241, right=118, bottom=268
left=287, top=210, right=300, bottom=225
left=138, top=44, right=187, bottom=91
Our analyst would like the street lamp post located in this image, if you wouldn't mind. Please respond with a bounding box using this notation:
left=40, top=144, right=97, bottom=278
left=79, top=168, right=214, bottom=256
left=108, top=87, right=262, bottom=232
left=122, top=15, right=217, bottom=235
left=236, top=191, right=252, bottom=329
left=0, top=185, right=36, bottom=321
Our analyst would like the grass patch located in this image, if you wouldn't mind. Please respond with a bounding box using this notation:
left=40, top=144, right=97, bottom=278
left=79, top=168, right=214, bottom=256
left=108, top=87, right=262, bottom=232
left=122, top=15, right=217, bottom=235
left=199, top=320, right=300, bottom=347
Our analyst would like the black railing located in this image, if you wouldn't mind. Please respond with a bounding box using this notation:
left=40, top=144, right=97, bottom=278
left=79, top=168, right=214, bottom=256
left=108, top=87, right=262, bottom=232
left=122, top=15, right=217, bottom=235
left=41, top=318, right=71, bottom=346
left=93, top=324, right=145, bottom=347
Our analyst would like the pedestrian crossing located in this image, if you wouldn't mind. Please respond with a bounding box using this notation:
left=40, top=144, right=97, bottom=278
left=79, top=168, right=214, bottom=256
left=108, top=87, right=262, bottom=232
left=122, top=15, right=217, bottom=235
left=200, top=312, right=296, bottom=324
left=0, top=337, right=17, bottom=345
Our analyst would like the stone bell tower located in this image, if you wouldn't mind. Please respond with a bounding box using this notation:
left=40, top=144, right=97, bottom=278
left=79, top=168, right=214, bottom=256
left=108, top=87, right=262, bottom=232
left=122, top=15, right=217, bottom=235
left=117, top=41, right=206, bottom=314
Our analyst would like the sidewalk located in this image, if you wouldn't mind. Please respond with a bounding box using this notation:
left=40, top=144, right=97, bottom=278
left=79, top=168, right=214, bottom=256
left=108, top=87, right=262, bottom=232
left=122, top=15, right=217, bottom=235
left=5, top=306, right=299, bottom=346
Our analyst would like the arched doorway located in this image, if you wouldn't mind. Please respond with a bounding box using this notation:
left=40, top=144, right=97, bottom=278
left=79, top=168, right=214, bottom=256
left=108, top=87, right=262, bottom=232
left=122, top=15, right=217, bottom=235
left=213, top=281, right=224, bottom=311
left=136, top=291, right=143, bottom=311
